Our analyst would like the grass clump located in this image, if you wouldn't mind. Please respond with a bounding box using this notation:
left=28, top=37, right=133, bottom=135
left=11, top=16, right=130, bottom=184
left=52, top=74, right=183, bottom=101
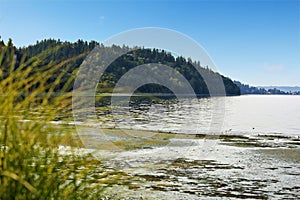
left=0, top=42, right=123, bottom=199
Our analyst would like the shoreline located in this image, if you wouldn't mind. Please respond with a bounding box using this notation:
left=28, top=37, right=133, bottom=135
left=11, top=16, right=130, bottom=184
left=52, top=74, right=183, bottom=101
left=58, top=127, right=300, bottom=199
left=70, top=127, right=300, bottom=150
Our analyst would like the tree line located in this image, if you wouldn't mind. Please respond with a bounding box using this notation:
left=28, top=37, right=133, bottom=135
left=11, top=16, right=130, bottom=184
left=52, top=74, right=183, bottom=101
left=233, top=81, right=298, bottom=95
left=0, top=38, right=240, bottom=96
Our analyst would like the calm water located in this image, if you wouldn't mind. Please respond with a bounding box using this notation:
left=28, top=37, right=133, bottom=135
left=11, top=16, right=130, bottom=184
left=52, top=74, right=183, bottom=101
left=92, top=95, right=300, bottom=199
left=99, top=95, right=300, bottom=136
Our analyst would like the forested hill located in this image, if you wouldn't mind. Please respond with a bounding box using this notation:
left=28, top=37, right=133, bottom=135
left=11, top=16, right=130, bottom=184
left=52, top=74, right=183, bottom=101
left=0, top=38, right=240, bottom=96
left=233, top=81, right=298, bottom=95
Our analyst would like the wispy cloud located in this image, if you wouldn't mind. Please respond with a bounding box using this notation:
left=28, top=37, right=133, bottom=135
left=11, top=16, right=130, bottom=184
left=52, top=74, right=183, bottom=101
left=99, top=16, right=105, bottom=25
left=262, top=63, right=285, bottom=73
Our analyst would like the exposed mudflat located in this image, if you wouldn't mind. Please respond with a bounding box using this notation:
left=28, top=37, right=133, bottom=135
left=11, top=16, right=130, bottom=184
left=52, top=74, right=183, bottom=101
left=73, top=129, right=300, bottom=199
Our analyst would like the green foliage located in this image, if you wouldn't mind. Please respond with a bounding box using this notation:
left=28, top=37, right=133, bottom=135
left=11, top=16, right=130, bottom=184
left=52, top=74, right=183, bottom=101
left=97, top=48, right=240, bottom=96
left=233, top=81, right=289, bottom=95
left=2, top=38, right=240, bottom=97
left=0, top=41, right=124, bottom=199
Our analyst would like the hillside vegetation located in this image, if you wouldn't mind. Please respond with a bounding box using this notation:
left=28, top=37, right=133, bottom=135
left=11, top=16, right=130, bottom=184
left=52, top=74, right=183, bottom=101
left=0, top=38, right=240, bottom=97
left=0, top=39, right=126, bottom=199
left=234, top=81, right=298, bottom=95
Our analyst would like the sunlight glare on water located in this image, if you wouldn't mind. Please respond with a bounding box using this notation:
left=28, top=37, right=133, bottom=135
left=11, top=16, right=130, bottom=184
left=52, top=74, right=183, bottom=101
left=99, top=95, right=300, bottom=136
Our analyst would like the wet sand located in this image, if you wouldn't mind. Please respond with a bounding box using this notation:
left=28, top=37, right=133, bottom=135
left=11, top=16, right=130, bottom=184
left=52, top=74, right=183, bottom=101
left=70, top=128, right=300, bottom=199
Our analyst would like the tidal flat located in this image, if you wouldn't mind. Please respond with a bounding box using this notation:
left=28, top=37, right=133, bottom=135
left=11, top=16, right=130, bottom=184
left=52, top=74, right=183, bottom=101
left=66, top=128, right=300, bottom=199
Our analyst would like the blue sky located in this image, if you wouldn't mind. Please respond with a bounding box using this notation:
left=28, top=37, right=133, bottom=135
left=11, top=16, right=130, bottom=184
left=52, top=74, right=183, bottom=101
left=1, top=0, right=299, bottom=86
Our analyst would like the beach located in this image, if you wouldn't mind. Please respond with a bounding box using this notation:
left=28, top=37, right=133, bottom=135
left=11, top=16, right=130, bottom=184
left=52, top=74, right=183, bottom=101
left=68, top=128, right=300, bottom=199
